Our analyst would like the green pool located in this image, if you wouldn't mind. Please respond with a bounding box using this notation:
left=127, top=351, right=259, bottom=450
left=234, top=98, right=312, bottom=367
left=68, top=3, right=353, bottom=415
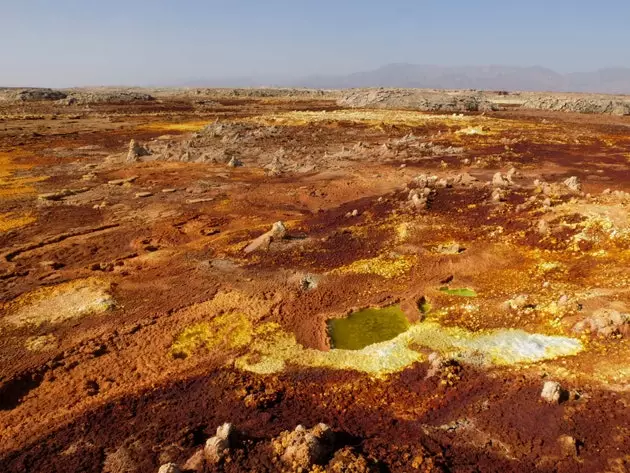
left=328, top=305, right=410, bottom=350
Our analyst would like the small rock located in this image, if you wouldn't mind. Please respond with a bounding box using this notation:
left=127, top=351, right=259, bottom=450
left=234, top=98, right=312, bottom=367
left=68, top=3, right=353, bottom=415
left=162, top=188, right=177, bottom=193
left=270, top=221, right=287, bottom=239
left=135, top=192, right=153, bottom=198
left=40, top=260, right=64, bottom=270
left=435, top=243, right=464, bottom=255
left=573, top=309, right=630, bottom=338
left=425, top=352, right=445, bottom=378
left=273, top=424, right=334, bottom=469
left=108, top=176, right=138, bottom=186
left=38, top=189, right=73, bottom=201
left=186, top=198, right=215, bottom=204
left=182, top=449, right=205, bottom=472
left=541, top=381, right=567, bottom=404
left=455, top=172, right=478, bottom=186
left=300, top=274, right=319, bottom=291
left=602, top=188, right=611, bottom=195
left=328, top=447, right=376, bottom=473
left=412, top=174, right=428, bottom=189
left=157, top=463, right=181, bottom=473
left=492, top=172, right=509, bottom=188
left=491, top=189, right=505, bottom=202
left=351, top=209, right=359, bottom=217
left=410, top=193, right=427, bottom=210
left=537, top=219, right=550, bottom=235
left=563, top=176, right=581, bottom=192
left=506, top=167, right=518, bottom=182
left=204, top=437, right=228, bottom=465
left=244, top=221, right=286, bottom=253
left=127, top=139, right=150, bottom=162
left=505, top=294, right=531, bottom=310
left=215, top=423, right=235, bottom=443
left=227, top=156, right=243, bottom=167
left=558, top=435, right=579, bottom=457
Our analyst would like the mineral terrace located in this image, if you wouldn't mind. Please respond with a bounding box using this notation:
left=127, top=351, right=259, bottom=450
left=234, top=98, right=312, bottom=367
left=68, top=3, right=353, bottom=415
left=1, top=87, right=630, bottom=473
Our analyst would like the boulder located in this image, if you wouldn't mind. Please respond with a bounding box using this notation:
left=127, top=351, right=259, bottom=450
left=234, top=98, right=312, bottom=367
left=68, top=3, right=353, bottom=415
left=492, top=172, right=509, bottom=188
left=453, top=172, right=478, bottom=187
left=541, top=381, right=567, bottom=404
left=203, top=423, right=235, bottom=465
left=244, top=221, right=287, bottom=254
left=157, top=463, right=180, bottom=473
left=272, top=423, right=335, bottom=469
left=227, top=156, right=243, bottom=167
left=558, top=435, right=579, bottom=457
left=573, top=309, right=630, bottom=337
left=127, top=140, right=150, bottom=162
left=491, top=189, right=506, bottom=202
left=563, top=176, right=581, bottom=192
left=182, top=450, right=205, bottom=472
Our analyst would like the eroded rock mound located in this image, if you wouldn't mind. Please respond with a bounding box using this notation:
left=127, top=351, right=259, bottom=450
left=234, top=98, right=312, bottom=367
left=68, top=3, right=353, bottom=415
left=244, top=221, right=287, bottom=253
left=523, top=96, right=630, bottom=116
left=127, top=139, right=151, bottom=162
left=204, top=422, right=234, bottom=464
left=328, top=447, right=377, bottom=473
left=573, top=309, right=630, bottom=338
left=17, top=88, right=68, bottom=101
left=338, top=89, right=498, bottom=113
left=272, top=423, right=335, bottom=469
left=64, top=90, right=155, bottom=105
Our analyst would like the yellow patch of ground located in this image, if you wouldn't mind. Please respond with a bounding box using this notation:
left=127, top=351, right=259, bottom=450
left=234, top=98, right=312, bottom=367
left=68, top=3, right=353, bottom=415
left=139, top=121, right=210, bottom=133
left=0, top=212, right=36, bottom=232
left=2, top=278, right=115, bottom=329
left=170, top=313, right=252, bottom=358
left=395, top=222, right=411, bottom=242
left=0, top=151, right=48, bottom=198
left=331, top=254, right=416, bottom=279
left=240, top=109, right=484, bottom=127
left=25, top=334, right=58, bottom=352
left=170, top=290, right=582, bottom=378
left=234, top=321, right=583, bottom=378
left=234, top=322, right=423, bottom=377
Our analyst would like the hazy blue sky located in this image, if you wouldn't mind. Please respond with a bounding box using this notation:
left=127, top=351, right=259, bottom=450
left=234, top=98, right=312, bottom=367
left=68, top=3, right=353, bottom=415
left=2, top=0, right=629, bottom=87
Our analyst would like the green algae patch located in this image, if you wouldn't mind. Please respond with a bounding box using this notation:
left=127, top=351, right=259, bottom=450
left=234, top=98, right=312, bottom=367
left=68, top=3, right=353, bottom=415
left=439, top=287, right=478, bottom=297
left=328, top=305, right=411, bottom=350
left=170, top=312, right=252, bottom=359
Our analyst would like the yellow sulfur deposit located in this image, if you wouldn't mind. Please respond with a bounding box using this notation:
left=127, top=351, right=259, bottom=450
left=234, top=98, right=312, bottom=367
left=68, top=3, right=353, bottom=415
left=330, top=254, right=415, bottom=279
left=2, top=278, right=115, bottom=328
left=170, top=312, right=252, bottom=358
left=0, top=212, right=36, bottom=232
left=0, top=151, right=48, bottom=198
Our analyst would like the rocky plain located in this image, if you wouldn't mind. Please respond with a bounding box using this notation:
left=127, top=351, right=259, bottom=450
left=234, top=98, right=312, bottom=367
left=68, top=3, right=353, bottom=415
left=1, top=86, right=630, bottom=472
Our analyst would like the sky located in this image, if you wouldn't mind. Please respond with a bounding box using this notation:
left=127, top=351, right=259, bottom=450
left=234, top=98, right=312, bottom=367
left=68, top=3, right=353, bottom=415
left=2, top=0, right=630, bottom=87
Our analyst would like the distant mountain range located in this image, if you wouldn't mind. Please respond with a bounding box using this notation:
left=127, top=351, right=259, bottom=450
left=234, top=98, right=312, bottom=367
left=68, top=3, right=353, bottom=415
left=182, top=64, right=630, bottom=94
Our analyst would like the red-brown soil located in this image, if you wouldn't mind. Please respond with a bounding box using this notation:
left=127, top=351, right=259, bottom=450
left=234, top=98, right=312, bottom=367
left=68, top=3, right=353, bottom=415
left=1, top=90, right=630, bottom=473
